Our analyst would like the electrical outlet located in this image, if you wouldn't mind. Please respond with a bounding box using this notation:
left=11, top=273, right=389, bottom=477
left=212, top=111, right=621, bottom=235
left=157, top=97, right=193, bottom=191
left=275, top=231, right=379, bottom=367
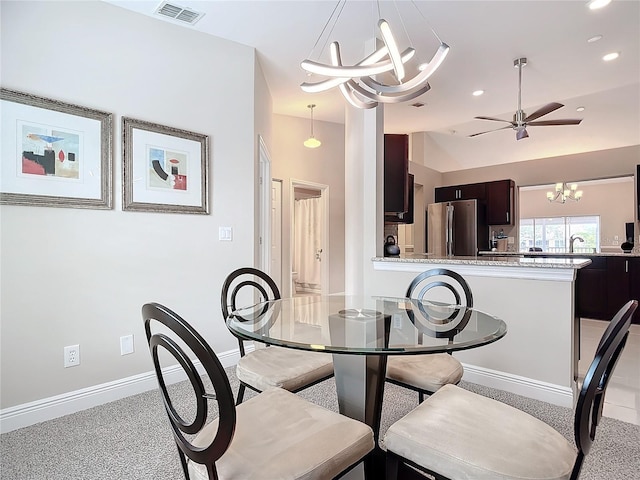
left=64, top=344, right=80, bottom=368
left=120, top=334, right=134, bottom=356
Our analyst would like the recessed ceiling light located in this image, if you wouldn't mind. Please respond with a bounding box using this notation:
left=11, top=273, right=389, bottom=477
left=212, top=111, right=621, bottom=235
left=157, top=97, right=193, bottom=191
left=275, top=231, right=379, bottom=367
left=587, top=34, right=603, bottom=43
left=576, top=106, right=585, bottom=112
left=587, top=0, right=611, bottom=10
left=603, top=52, right=620, bottom=61
left=472, top=90, right=484, bottom=97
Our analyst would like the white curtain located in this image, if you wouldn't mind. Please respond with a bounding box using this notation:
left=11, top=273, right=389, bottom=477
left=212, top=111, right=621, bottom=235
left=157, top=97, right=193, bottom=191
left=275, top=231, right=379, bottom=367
left=294, top=197, right=322, bottom=287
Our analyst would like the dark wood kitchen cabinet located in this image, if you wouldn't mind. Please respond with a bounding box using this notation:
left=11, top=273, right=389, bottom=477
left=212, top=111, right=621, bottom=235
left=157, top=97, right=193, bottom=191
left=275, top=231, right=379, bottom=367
left=629, top=258, right=640, bottom=323
left=385, top=174, right=414, bottom=224
left=607, top=257, right=630, bottom=318
left=485, top=179, right=515, bottom=225
left=434, top=179, right=514, bottom=225
left=384, top=134, right=409, bottom=214
left=435, top=183, right=485, bottom=202
left=576, top=255, right=640, bottom=324
left=576, top=257, right=608, bottom=320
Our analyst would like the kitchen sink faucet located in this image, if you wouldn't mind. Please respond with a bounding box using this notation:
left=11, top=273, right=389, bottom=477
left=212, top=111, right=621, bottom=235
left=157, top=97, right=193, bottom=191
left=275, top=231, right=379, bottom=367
left=569, top=234, right=585, bottom=253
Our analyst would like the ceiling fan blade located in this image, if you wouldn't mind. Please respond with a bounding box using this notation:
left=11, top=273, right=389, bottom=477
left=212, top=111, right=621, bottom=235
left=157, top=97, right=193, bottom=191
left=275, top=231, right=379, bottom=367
left=474, top=116, right=512, bottom=123
left=524, top=102, right=564, bottom=122
left=527, top=119, right=583, bottom=126
left=468, top=126, right=512, bottom=137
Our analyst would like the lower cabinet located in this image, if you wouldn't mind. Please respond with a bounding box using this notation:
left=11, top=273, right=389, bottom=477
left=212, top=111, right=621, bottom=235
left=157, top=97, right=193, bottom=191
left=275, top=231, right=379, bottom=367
left=577, top=256, right=640, bottom=324
left=576, top=257, right=608, bottom=319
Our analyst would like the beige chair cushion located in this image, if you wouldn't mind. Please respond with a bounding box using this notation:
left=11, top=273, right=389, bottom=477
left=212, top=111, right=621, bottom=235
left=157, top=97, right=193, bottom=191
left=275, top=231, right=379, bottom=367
left=384, top=384, right=576, bottom=480
left=386, top=353, right=463, bottom=392
left=188, top=387, right=374, bottom=480
left=236, top=346, right=333, bottom=392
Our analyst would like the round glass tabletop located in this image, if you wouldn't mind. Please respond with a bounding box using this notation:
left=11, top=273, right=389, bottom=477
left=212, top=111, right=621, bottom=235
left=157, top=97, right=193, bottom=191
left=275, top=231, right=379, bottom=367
left=226, top=295, right=507, bottom=355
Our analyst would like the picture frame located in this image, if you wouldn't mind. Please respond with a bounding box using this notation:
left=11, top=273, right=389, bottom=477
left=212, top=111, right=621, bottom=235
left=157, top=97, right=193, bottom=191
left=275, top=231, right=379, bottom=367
left=1, top=88, right=113, bottom=209
left=122, top=117, right=209, bottom=214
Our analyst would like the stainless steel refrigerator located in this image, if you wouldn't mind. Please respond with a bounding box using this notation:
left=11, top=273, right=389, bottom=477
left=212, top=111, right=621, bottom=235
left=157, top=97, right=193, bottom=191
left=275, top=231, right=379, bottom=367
left=427, top=199, right=489, bottom=256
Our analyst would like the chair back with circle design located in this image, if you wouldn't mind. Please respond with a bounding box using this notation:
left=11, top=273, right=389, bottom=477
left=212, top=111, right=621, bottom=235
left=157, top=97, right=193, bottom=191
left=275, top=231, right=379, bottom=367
left=143, top=302, right=236, bottom=480
left=572, top=299, right=637, bottom=478
left=406, top=268, right=473, bottom=307
left=221, top=268, right=281, bottom=356
left=406, top=269, right=473, bottom=343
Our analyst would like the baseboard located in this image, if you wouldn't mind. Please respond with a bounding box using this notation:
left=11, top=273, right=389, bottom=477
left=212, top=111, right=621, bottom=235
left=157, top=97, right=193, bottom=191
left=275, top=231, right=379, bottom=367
left=462, top=363, right=574, bottom=408
left=0, top=347, right=246, bottom=434
left=2, top=350, right=573, bottom=434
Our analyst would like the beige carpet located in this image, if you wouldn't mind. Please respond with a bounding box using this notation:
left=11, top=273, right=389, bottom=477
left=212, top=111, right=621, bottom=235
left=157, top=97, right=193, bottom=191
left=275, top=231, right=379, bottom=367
left=2, top=368, right=639, bottom=479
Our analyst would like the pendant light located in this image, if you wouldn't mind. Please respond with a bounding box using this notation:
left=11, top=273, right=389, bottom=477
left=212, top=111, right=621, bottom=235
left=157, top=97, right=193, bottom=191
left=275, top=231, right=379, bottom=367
left=303, top=104, right=321, bottom=149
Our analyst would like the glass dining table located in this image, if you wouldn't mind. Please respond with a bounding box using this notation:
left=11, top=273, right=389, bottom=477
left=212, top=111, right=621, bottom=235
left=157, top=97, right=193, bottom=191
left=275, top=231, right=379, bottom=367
left=226, top=294, right=507, bottom=479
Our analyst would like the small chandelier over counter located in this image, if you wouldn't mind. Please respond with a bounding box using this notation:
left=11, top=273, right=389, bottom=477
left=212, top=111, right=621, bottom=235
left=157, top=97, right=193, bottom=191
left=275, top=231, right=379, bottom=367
left=303, top=104, right=321, bottom=149
left=300, top=1, right=449, bottom=109
left=547, top=182, right=583, bottom=203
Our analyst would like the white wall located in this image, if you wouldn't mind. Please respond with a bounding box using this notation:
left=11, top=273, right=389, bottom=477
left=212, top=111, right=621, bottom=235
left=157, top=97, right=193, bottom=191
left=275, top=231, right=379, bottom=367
left=519, top=178, right=634, bottom=250
left=271, top=114, right=346, bottom=296
left=0, top=1, right=269, bottom=408
left=432, top=144, right=640, bottom=242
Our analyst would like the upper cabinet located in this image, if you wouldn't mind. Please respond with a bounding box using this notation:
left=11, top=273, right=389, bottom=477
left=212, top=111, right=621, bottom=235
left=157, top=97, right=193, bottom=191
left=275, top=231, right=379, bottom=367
left=434, top=183, right=485, bottom=202
left=485, top=179, right=515, bottom=226
left=435, top=179, right=514, bottom=226
left=384, top=133, right=409, bottom=214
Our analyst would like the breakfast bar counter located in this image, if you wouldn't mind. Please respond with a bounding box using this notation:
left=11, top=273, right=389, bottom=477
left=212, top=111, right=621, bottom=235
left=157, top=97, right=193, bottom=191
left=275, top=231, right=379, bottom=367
left=364, top=254, right=592, bottom=408
left=375, top=253, right=592, bottom=269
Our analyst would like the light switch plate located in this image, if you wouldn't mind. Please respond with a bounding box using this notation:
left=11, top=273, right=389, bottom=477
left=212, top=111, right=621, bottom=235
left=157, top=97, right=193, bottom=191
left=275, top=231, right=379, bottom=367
left=219, top=226, right=233, bottom=241
left=120, top=335, right=134, bottom=356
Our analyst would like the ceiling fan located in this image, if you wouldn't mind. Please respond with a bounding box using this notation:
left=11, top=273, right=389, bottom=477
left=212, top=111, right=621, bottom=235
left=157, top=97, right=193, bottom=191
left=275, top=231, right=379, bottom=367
left=470, top=58, right=583, bottom=140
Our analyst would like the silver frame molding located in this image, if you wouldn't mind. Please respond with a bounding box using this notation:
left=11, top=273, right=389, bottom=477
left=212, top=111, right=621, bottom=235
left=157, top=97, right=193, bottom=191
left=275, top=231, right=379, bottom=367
left=122, top=117, right=209, bottom=214
left=0, top=88, right=113, bottom=210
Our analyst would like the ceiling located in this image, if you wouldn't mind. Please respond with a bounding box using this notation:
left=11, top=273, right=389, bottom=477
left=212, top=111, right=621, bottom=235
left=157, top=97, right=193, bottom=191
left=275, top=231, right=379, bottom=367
left=104, top=0, right=639, bottom=171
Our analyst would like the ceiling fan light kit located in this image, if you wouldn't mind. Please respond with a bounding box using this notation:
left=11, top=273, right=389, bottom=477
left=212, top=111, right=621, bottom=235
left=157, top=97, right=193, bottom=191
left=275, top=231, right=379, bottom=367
left=470, top=57, right=583, bottom=141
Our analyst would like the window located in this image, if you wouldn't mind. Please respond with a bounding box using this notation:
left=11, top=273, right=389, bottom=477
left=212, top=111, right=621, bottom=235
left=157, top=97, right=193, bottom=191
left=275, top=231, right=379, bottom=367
left=519, top=216, right=600, bottom=253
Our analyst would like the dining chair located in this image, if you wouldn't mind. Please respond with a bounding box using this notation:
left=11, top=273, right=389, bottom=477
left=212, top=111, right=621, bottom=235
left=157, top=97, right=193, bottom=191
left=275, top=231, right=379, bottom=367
left=385, top=268, right=471, bottom=402
left=143, top=302, right=374, bottom=480
left=384, top=299, right=638, bottom=480
left=221, top=267, right=333, bottom=404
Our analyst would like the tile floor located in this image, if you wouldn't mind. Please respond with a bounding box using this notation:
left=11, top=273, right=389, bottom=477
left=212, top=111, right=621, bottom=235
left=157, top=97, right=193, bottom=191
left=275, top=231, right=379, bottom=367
left=578, top=318, right=640, bottom=425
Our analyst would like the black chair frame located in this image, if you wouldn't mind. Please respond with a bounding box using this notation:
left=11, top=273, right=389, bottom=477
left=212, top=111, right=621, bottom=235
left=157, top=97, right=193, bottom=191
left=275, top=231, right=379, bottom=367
left=144, top=302, right=366, bottom=480
left=386, top=268, right=473, bottom=402
left=143, top=302, right=236, bottom=480
left=221, top=267, right=333, bottom=404
left=386, top=299, right=638, bottom=480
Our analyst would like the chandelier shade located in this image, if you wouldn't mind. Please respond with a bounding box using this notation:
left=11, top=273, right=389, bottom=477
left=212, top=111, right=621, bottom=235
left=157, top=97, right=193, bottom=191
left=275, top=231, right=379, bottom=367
left=547, top=182, right=583, bottom=203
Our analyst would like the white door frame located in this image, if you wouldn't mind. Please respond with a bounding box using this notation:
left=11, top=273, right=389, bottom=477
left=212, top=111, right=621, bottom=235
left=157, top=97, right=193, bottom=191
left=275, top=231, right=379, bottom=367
left=271, top=179, right=283, bottom=292
left=258, top=135, right=271, bottom=275
left=290, top=179, right=330, bottom=295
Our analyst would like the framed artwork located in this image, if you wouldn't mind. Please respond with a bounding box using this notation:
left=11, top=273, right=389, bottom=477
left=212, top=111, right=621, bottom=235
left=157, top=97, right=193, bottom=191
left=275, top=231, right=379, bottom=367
left=0, top=88, right=113, bottom=209
left=122, top=117, right=209, bottom=214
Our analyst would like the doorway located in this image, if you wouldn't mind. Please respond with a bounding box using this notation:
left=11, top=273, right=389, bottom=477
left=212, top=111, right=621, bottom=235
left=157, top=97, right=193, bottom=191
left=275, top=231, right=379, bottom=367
left=290, top=180, right=329, bottom=296
left=258, top=135, right=271, bottom=277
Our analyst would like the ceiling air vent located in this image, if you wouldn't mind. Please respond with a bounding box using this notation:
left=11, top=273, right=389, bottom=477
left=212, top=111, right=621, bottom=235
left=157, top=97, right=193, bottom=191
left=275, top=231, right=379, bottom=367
left=155, top=1, right=204, bottom=25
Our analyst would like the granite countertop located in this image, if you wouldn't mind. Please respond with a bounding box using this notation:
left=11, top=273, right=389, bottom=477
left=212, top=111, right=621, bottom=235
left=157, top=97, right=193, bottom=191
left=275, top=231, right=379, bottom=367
left=477, top=250, right=640, bottom=258
left=373, top=253, right=592, bottom=269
